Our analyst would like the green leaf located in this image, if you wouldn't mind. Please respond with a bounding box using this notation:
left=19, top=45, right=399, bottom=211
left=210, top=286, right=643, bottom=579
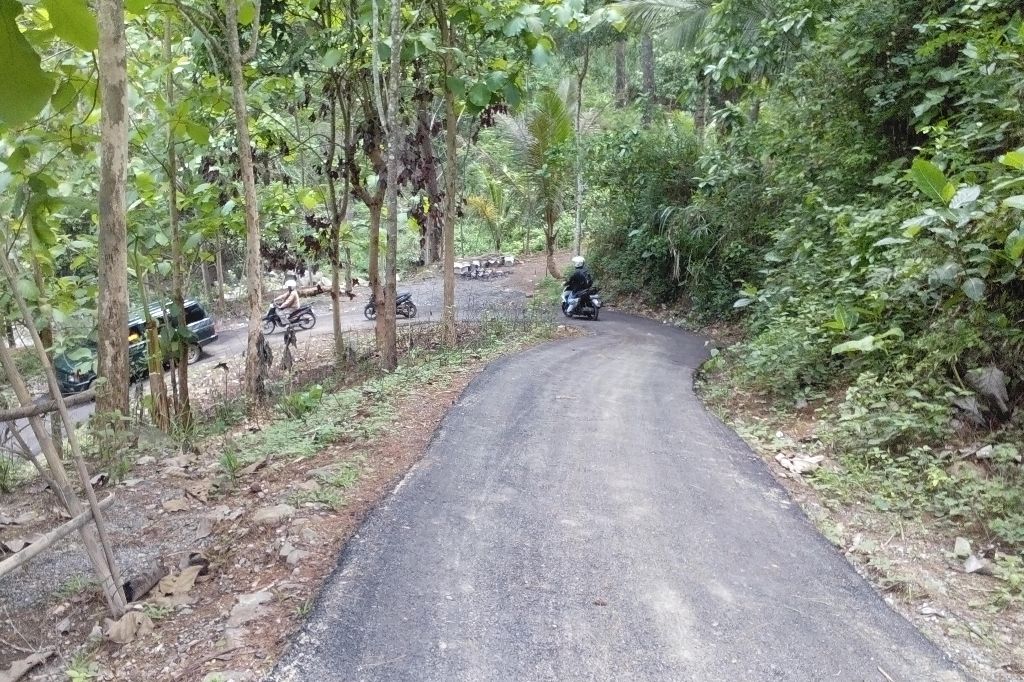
left=417, top=31, right=436, bottom=52
left=999, top=149, right=1024, bottom=170
left=503, top=16, right=526, bottom=36
left=51, top=79, right=78, bottom=112
left=961, top=277, right=986, bottom=302
left=124, top=0, right=152, bottom=13
left=502, top=82, right=522, bottom=109
left=0, top=0, right=56, bottom=126
left=238, top=0, right=256, bottom=26
left=468, top=83, right=491, bottom=108
left=31, top=219, right=57, bottom=247
left=445, top=76, right=466, bottom=99
left=531, top=43, right=551, bottom=66
left=323, top=48, right=343, bottom=68
left=1003, top=195, right=1024, bottom=210
left=909, top=157, right=952, bottom=206
left=300, top=190, right=318, bottom=211
left=485, top=71, right=507, bottom=93
left=1005, top=228, right=1024, bottom=260
left=186, top=122, right=210, bottom=145
left=831, top=335, right=876, bottom=355
left=42, top=0, right=98, bottom=51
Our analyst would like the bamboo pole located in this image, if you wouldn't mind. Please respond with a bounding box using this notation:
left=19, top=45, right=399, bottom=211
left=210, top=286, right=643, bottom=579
left=0, top=259, right=127, bottom=615
left=0, top=495, right=115, bottom=580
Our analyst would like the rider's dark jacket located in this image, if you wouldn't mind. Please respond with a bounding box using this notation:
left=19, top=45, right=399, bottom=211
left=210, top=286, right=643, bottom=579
left=565, top=267, right=593, bottom=294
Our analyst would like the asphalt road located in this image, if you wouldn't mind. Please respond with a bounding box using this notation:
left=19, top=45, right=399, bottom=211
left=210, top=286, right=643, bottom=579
left=272, top=312, right=965, bottom=682
left=7, top=275, right=528, bottom=456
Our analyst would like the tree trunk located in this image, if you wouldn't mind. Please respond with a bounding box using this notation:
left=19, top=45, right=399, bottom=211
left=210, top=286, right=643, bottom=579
left=225, top=0, right=265, bottom=406
left=344, top=245, right=353, bottom=297
left=368, top=201, right=384, bottom=347
left=614, top=37, right=628, bottom=108
left=4, top=320, right=14, bottom=347
left=640, top=33, right=656, bottom=125
left=545, top=229, right=559, bottom=279
left=573, top=46, right=590, bottom=257
left=144, top=319, right=171, bottom=431
left=695, top=79, right=709, bottom=140
left=438, top=8, right=458, bottom=347
left=96, top=0, right=130, bottom=420
left=201, top=262, right=213, bottom=301
left=379, top=0, right=402, bottom=371
left=325, top=88, right=351, bottom=367
left=166, top=20, right=191, bottom=429
left=215, top=243, right=226, bottom=302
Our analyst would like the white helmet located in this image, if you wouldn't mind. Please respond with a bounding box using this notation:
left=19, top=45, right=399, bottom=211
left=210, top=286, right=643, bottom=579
left=285, top=279, right=296, bottom=289
left=572, top=256, right=585, bottom=268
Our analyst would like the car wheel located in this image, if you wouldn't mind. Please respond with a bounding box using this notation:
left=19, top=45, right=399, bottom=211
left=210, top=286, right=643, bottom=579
left=364, top=304, right=376, bottom=321
left=187, top=344, right=202, bottom=364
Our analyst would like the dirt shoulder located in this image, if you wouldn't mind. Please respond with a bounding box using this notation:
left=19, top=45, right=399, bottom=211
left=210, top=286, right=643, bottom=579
left=697, top=371, right=1024, bottom=681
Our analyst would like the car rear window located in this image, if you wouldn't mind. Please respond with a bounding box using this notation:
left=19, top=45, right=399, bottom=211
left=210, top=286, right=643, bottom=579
left=185, top=304, right=207, bottom=324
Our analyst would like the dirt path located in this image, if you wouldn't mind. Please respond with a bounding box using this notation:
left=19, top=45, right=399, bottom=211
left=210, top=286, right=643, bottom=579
left=273, top=312, right=964, bottom=681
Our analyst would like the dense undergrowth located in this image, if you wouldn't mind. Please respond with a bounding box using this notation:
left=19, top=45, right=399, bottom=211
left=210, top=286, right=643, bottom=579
left=587, top=0, right=1024, bottom=547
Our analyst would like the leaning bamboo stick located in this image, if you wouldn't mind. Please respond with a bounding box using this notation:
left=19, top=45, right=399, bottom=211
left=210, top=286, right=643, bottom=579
left=0, top=495, right=115, bottom=580
left=0, top=260, right=127, bottom=615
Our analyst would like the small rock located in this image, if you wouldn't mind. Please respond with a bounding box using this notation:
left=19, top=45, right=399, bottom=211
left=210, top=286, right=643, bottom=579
left=964, top=554, right=993, bottom=575
left=974, top=445, right=994, bottom=460
left=227, top=591, right=273, bottom=627
left=953, top=537, right=972, bottom=558
left=203, top=672, right=254, bottom=682
left=135, top=456, right=156, bottom=466
left=56, top=617, right=71, bottom=635
left=285, top=549, right=310, bottom=566
left=253, top=504, right=295, bottom=526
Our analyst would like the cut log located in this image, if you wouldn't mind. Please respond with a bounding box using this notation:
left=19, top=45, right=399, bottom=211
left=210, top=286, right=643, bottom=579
left=0, top=389, right=96, bottom=423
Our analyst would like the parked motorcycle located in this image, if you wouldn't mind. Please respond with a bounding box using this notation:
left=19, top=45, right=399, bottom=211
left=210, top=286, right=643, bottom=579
left=364, top=292, right=418, bottom=321
left=262, top=304, right=316, bottom=333
left=561, top=286, right=602, bottom=320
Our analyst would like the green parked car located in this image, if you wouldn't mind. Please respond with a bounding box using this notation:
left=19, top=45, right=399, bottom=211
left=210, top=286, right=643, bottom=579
left=54, top=300, right=218, bottom=395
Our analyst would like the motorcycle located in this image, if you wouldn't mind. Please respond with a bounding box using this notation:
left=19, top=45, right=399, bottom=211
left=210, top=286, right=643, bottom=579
left=262, top=304, right=316, bottom=333
left=364, top=292, right=418, bottom=321
left=561, top=286, right=602, bottom=320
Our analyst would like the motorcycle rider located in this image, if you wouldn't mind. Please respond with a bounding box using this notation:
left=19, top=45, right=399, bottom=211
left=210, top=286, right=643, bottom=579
left=564, top=255, right=593, bottom=314
left=273, top=279, right=301, bottom=324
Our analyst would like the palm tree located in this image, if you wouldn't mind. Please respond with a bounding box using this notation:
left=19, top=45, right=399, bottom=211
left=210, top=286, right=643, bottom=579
left=610, top=0, right=798, bottom=128
left=466, top=173, right=514, bottom=252
left=497, top=88, right=575, bottom=278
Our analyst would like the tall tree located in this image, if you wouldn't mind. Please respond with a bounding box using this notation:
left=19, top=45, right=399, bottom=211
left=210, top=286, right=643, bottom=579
left=640, top=32, right=655, bottom=123
left=498, top=88, right=575, bottom=278
left=165, top=18, right=191, bottom=427
left=177, top=0, right=267, bottom=404
left=224, top=0, right=266, bottom=403
left=377, top=0, right=403, bottom=370
left=614, top=37, right=628, bottom=107
left=96, top=0, right=130, bottom=419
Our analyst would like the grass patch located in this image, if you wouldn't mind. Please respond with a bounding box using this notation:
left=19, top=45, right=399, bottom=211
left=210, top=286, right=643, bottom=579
left=226, top=318, right=557, bottom=471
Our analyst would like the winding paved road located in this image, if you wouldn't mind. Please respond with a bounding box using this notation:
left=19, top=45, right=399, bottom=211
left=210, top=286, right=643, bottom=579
left=273, top=313, right=964, bottom=681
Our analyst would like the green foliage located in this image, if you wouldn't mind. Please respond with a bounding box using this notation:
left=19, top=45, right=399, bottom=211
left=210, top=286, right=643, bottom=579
left=278, top=383, right=324, bottom=419
left=597, top=0, right=1024, bottom=546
